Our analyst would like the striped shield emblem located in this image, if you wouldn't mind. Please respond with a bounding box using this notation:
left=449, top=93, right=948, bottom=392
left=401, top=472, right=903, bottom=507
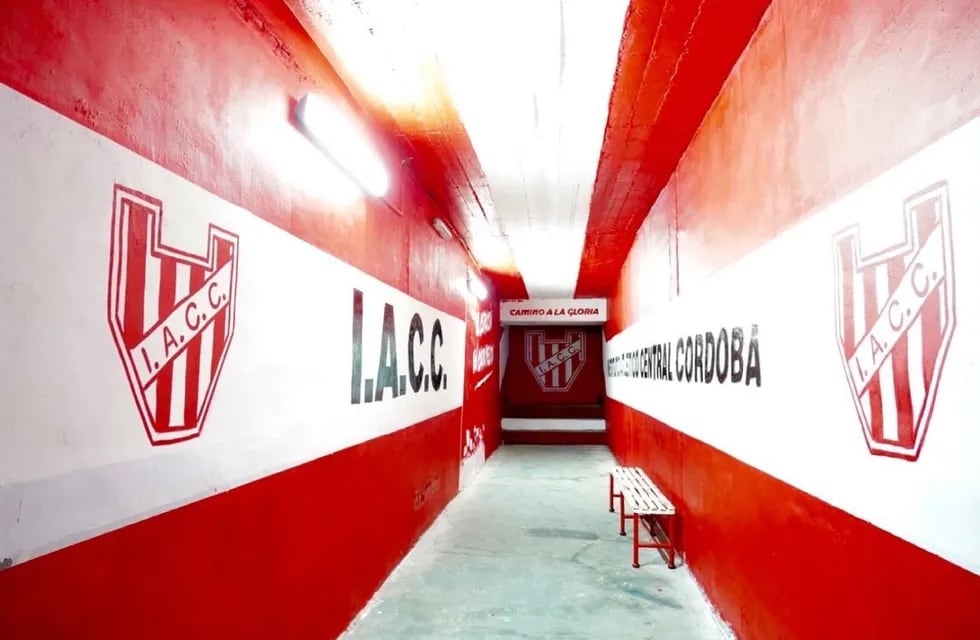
left=107, top=185, right=239, bottom=446
left=833, top=182, right=956, bottom=461
left=524, top=329, right=587, bottom=392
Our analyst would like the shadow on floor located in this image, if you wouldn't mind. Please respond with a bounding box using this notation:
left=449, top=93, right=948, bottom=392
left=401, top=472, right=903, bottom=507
left=341, top=445, right=727, bottom=640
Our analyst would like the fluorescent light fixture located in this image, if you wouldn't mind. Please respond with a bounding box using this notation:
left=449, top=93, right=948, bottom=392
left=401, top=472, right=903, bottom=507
left=455, top=276, right=472, bottom=300
left=432, top=217, right=454, bottom=240
left=295, top=93, right=390, bottom=198
left=249, top=113, right=361, bottom=207
left=456, top=269, right=489, bottom=303
left=467, top=268, right=489, bottom=301
left=468, top=233, right=514, bottom=272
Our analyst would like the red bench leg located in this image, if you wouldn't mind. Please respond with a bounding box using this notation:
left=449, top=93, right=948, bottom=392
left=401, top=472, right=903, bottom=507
left=668, top=514, right=677, bottom=569
left=632, top=514, right=640, bottom=568
left=619, top=494, right=626, bottom=535
left=608, top=473, right=614, bottom=512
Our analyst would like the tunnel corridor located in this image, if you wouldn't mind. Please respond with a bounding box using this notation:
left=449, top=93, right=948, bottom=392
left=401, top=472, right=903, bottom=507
left=1, top=0, right=979, bottom=639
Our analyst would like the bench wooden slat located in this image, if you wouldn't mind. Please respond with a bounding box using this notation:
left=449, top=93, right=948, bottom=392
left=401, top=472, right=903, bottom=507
left=608, top=465, right=679, bottom=569
left=612, top=466, right=675, bottom=515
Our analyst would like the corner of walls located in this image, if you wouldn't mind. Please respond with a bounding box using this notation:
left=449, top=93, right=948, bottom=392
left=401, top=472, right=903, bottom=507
left=461, top=283, right=502, bottom=486
left=606, top=173, right=678, bottom=340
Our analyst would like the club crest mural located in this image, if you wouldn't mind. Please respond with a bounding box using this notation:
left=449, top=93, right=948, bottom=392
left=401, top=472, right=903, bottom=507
left=832, top=182, right=956, bottom=461
left=107, top=185, right=239, bottom=445
left=524, top=329, right=587, bottom=392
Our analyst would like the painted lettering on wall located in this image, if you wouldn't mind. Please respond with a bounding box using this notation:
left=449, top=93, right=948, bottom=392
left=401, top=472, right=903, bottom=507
left=472, top=345, right=494, bottom=373
left=475, top=310, right=493, bottom=337
left=462, top=424, right=485, bottom=461
left=607, top=325, right=762, bottom=387
left=350, top=288, right=449, bottom=404
left=509, top=307, right=600, bottom=317
left=472, top=309, right=495, bottom=377
left=501, top=299, right=608, bottom=325
left=412, top=475, right=441, bottom=511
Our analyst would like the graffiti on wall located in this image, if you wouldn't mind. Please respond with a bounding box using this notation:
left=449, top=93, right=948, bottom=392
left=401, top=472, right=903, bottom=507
left=460, top=303, right=496, bottom=489
left=459, top=422, right=486, bottom=490
left=462, top=423, right=485, bottom=461
left=471, top=309, right=495, bottom=390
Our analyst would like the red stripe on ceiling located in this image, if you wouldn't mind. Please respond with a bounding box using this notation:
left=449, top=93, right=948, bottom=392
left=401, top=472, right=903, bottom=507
left=576, top=0, right=772, bottom=298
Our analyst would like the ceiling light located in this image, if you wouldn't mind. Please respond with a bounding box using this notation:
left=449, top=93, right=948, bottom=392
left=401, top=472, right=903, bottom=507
left=432, top=217, right=454, bottom=240
left=294, top=93, right=390, bottom=198
left=467, top=268, right=489, bottom=301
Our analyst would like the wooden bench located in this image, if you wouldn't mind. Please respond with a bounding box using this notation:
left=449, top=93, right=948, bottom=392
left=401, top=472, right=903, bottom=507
left=608, top=466, right=677, bottom=569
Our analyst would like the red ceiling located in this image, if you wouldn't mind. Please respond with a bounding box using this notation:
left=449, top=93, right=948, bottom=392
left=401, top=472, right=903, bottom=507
left=575, top=0, right=772, bottom=298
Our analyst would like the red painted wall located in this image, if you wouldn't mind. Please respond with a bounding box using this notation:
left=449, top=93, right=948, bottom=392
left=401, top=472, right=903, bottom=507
left=0, top=413, right=461, bottom=638
left=606, top=1, right=980, bottom=638
left=502, top=326, right=605, bottom=419
left=0, top=0, right=498, bottom=637
left=606, top=400, right=980, bottom=639
left=462, top=299, right=503, bottom=458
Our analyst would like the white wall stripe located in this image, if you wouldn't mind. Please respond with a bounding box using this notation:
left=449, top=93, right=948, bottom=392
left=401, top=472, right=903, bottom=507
left=605, top=114, right=980, bottom=576
left=0, top=85, right=466, bottom=566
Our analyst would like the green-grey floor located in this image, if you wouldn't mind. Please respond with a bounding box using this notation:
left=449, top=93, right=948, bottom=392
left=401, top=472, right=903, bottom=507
left=341, top=445, right=729, bottom=640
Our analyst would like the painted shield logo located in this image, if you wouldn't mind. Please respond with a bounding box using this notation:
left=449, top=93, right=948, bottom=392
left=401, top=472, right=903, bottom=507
left=524, top=329, right=587, bottom=392
left=833, top=181, right=956, bottom=461
left=107, top=185, right=239, bottom=446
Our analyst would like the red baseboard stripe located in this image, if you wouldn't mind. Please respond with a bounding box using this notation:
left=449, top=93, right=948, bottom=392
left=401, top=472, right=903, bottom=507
left=0, top=412, right=463, bottom=639
left=605, top=398, right=980, bottom=639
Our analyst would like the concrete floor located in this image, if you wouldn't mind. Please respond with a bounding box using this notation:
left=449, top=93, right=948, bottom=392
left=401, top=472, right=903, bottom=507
left=341, top=445, right=730, bottom=640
